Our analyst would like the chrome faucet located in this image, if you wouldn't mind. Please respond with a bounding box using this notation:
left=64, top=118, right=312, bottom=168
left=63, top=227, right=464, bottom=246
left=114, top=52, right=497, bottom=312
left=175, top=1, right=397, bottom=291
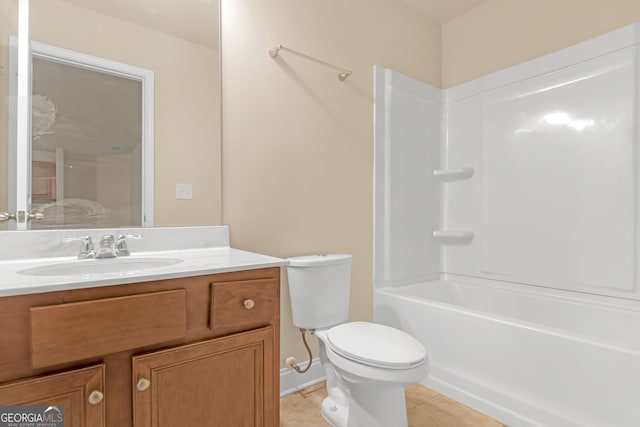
left=115, top=234, right=142, bottom=256
left=96, top=234, right=117, bottom=258
left=62, top=236, right=95, bottom=259
left=63, top=234, right=143, bottom=260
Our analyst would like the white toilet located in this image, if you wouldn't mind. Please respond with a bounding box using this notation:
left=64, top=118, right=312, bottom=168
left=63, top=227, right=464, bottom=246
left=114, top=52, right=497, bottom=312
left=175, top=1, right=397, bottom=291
left=286, top=254, right=428, bottom=427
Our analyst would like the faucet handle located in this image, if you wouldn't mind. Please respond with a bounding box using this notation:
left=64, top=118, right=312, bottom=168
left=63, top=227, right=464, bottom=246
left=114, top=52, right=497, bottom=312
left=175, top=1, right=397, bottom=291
left=63, top=236, right=95, bottom=259
left=116, top=234, right=142, bottom=256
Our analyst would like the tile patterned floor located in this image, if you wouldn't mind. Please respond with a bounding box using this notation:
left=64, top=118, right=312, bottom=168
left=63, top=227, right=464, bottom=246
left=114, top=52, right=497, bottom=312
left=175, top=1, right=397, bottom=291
left=280, top=382, right=508, bottom=427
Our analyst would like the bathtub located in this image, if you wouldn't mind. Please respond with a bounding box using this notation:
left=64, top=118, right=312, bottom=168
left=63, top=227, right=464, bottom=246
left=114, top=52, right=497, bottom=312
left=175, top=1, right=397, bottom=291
left=374, top=275, right=640, bottom=427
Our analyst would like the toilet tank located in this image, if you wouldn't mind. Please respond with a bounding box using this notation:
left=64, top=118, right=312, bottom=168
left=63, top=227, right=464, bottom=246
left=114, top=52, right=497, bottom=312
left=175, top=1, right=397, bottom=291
left=286, top=254, right=352, bottom=330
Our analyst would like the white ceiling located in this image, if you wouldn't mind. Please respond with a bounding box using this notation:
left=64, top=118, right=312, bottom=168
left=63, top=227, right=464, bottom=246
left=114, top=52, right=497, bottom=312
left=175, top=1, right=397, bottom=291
left=59, top=0, right=485, bottom=50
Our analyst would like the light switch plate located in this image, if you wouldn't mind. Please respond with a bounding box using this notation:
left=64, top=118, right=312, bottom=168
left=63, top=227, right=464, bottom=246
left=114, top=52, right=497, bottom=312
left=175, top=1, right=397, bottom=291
left=176, top=183, right=193, bottom=200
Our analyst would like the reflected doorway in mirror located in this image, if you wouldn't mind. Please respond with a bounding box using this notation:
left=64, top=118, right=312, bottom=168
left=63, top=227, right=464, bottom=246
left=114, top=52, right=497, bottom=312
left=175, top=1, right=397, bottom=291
left=8, top=39, right=154, bottom=230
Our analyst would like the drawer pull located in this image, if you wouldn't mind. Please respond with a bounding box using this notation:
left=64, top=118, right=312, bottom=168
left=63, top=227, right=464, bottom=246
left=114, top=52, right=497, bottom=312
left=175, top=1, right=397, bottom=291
left=137, top=378, right=151, bottom=391
left=88, top=390, right=104, bottom=405
left=243, top=299, right=255, bottom=310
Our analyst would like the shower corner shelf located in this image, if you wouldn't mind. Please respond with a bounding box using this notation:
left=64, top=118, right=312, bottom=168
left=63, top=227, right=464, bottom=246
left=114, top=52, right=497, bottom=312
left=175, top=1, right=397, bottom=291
left=432, top=230, right=474, bottom=244
left=433, top=167, right=475, bottom=182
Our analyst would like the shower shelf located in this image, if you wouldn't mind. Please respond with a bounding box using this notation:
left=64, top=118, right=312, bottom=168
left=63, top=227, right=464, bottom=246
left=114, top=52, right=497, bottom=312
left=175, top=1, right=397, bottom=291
left=432, top=230, right=474, bottom=244
left=433, top=167, right=475, bottom=182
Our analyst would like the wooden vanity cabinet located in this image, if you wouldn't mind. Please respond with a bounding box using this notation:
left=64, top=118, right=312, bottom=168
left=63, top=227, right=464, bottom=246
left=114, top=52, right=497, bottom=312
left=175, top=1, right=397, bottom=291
left=132, top=327, right=274, bottom=427
left=0, top=365, right=105, bottom=427
left=0, top=267, right=280, bottom=427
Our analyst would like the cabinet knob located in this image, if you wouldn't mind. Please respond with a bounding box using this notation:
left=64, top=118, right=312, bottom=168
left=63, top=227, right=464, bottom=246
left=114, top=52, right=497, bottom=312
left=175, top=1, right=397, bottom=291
left=88, top=390, right=104, bottom=405
left=243, top=299, right=255, bottom=310
left=137, top=378, right=151, bottom=391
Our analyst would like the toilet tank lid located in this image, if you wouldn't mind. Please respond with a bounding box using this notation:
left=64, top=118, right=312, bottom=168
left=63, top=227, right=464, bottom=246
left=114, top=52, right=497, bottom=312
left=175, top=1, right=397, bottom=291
left=287, top=254, right=352, bottom=267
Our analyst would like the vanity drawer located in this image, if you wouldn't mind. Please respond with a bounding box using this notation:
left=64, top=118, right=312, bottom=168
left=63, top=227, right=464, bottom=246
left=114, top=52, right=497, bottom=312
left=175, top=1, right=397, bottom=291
left=210, top=278, right=278, bottom=333
left=30, top=289, right=187, bottom=368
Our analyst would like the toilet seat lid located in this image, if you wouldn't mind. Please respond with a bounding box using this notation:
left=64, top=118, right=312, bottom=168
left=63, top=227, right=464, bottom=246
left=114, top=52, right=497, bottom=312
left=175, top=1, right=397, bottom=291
left=326, top=322, right=426, bottom=369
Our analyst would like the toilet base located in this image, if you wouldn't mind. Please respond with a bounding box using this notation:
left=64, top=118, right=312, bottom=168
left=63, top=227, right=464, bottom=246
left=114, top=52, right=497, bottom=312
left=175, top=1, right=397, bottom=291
left=321, top=395, right=348, bottom=426
left=320, top=383, right=409, bottom=427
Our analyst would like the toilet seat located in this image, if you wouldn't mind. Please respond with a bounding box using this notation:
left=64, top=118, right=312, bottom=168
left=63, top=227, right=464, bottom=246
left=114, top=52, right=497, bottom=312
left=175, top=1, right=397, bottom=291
left=326, top=322, right=426, bottom=369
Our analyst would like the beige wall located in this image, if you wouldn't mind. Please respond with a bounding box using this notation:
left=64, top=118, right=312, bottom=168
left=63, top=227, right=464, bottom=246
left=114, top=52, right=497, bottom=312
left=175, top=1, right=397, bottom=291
left=221, top=0, right=441, bottom=367
left=443, top=0, right=640, bottom=87
left=27, top=0, right=222, bottom=226
left=64, top=152, right=96, bottom=201
left=96, top=154, right=131, bottom=227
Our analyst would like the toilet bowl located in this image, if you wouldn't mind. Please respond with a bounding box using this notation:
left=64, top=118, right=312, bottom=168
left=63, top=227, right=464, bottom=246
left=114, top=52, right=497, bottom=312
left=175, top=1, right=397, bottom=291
left=286, top=254, right=429, bottom=427
left=315, top=322, right=428, bottom=427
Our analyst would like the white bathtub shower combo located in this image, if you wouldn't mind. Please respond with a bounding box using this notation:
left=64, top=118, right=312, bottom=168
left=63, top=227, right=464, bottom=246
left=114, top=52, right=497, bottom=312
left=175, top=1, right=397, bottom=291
left=373, top=23, right=640, bottom=427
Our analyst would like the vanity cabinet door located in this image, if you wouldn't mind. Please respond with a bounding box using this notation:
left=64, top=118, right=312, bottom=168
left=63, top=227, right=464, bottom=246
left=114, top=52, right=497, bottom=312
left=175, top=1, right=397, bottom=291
left=0, top=364, right=105, bottom=427
left=132, top=326, right=276, bottom=427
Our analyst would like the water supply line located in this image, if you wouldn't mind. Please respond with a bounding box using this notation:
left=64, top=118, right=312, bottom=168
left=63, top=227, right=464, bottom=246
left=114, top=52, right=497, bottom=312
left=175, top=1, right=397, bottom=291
left=290, top=328, right=313, bottom=374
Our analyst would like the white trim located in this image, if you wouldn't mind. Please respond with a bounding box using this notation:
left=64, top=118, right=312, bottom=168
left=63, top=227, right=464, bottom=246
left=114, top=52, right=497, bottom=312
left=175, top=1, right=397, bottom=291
left=8, top=35, right=18, bottom=230
left=279, top=357, right=325, bottom=397
left=9, top=35, right=155, bottom=228
left=141, top=69, right=155, bottom=227
left=29, top=40, right=155, bottom=227
left=14, top=0, right=31, bottom=230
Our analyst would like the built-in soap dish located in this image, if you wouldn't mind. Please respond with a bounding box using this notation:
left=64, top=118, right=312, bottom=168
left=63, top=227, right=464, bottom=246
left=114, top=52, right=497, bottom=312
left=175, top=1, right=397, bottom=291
left=433, top=167, right=475, bottom=182
left=433, top=230, right=474, bottom=244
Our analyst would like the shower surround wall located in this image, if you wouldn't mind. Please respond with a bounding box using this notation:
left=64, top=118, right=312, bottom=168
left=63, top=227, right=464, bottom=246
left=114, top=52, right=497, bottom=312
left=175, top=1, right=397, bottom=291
left=374, top=24, right=640, bottom=427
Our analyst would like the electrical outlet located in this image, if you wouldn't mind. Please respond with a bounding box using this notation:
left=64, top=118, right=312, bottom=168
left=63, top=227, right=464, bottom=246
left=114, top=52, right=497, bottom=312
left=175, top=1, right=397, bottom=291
left=176, top=183, right=193, bottom=200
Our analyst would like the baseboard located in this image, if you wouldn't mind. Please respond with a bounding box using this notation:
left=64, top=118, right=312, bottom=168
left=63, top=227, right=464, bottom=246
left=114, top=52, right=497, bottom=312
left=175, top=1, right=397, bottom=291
left=279, top=357, right=325, bottom=397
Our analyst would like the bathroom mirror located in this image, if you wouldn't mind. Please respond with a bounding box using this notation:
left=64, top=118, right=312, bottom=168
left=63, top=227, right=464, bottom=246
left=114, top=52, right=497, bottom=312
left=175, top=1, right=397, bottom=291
left=0, top=0, right=221, bottom=231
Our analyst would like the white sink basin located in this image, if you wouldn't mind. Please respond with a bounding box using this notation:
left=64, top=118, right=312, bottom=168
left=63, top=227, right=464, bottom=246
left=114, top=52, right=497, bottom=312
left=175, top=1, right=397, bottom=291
left=18, top=257, right=183, bottom=277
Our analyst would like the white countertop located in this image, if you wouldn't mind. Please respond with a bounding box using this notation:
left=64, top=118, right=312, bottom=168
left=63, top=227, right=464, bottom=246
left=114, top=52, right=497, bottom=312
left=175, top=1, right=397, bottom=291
left=0, top=247, right=288, bottom=297
left=0, top=226, right=289, bottom=297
